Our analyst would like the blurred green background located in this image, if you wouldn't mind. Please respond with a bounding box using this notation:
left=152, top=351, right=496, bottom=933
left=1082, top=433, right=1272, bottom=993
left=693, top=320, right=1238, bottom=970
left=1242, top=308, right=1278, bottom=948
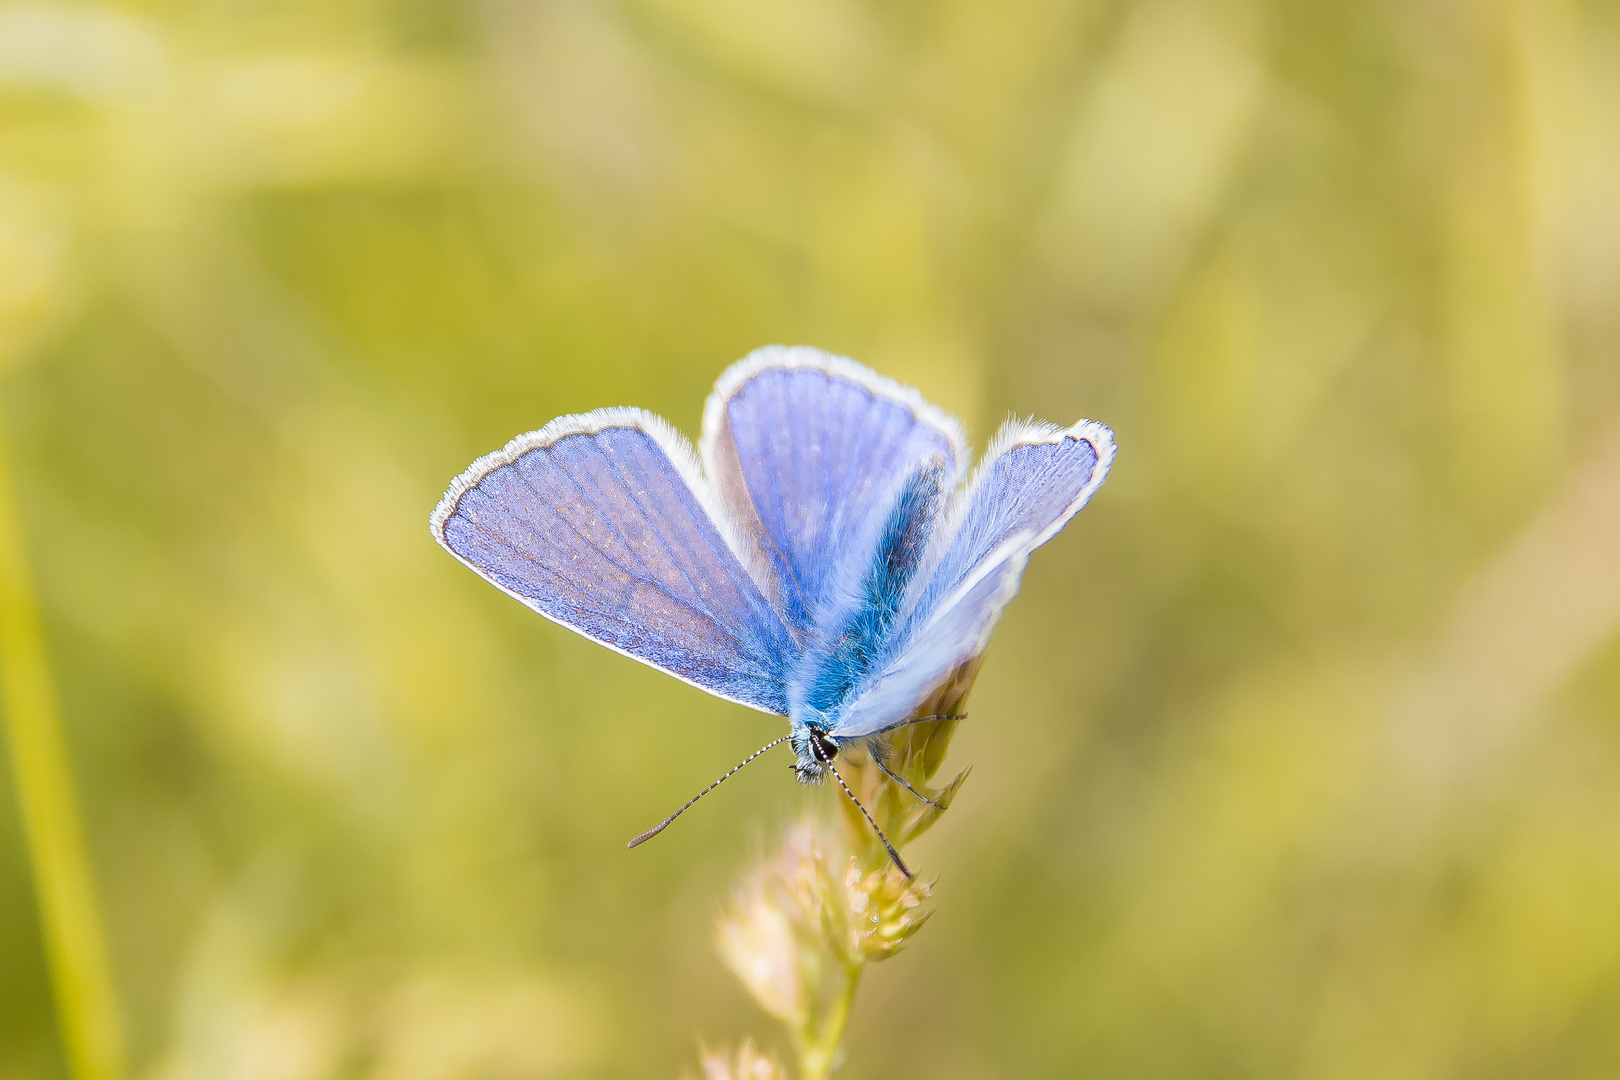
left=3, top=0, right=1620, bottom=1076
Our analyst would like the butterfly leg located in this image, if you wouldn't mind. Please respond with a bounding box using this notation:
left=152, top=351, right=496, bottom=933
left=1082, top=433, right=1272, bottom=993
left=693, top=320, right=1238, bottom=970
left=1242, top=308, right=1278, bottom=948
left=861, top=712, right=967, bottom=808
left=868, top=751, right=946, bottom=810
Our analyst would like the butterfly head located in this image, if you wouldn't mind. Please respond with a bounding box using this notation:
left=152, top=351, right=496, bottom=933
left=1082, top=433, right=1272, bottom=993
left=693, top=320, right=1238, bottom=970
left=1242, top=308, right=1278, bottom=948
left=790, top=723, right=840, bottom=785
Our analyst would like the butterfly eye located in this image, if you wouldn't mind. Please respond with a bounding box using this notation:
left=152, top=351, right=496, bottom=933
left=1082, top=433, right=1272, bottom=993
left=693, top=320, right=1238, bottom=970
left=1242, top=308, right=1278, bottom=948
left=811, top=730, right=839, bottom=762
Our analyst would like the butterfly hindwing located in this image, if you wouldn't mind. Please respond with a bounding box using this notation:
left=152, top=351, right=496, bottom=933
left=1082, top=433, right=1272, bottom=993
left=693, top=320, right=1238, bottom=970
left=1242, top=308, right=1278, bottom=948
left=829, top=533, right=1033, bottom=739
left=828, top=419, right=1115, bottom=738
left=432, top=409, right=793, bottom=715
left=908, top=418, right=1114, bottom=631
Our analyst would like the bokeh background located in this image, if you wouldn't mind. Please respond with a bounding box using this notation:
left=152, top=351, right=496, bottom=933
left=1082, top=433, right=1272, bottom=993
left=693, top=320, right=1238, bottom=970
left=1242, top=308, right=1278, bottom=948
left=2, top=0, right=1619, bottom=1077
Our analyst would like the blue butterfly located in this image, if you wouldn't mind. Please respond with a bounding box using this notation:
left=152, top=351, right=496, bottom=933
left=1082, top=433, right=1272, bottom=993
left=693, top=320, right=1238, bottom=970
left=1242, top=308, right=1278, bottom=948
left=431, top=346, right=1114, bottom=875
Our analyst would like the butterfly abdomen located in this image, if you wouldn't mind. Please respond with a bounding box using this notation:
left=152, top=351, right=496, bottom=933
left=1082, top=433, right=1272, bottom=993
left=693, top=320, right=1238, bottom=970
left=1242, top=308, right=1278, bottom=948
left=798, top=460, right=944, bottom=717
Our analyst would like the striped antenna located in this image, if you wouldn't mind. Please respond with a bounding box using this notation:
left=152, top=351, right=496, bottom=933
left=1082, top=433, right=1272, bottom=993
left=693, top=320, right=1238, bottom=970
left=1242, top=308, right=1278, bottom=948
left=627, top=735, right=790, bottom=849
left=812, top=738, right=913, bottom=880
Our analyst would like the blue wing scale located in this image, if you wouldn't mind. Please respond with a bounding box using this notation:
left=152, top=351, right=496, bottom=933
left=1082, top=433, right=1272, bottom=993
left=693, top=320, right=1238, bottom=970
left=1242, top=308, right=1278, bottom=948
left=432, top=353, right=1116, bottom=774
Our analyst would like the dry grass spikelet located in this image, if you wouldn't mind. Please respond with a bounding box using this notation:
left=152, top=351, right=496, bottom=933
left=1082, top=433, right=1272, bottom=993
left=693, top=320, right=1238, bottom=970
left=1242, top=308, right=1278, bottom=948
left=710, top=664, right=978, bottom=1078
left=686, top=1040, right=787, bottom=1080
left=844, top=859, right=933, bottom=962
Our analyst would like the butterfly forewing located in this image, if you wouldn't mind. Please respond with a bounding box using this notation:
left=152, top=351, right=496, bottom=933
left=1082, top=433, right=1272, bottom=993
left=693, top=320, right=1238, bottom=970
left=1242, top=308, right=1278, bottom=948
left=433, top=411, right=792, bottom=715
left=702, top=346, right=966, bottom=634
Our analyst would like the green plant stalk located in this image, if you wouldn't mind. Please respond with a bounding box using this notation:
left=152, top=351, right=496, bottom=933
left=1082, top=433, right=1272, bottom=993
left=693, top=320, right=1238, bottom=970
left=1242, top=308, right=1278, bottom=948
left=794, top=960, right=861, bottom=1080
left=797, top=675, right=974, bottom=1078
left=0, top=421, right=128, bottom=1080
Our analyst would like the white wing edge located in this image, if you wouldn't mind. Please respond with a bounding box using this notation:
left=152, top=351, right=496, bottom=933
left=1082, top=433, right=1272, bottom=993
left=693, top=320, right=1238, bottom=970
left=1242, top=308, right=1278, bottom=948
left=698, top=345, right=971, bottom=488
left=428, top=406, right=790, bottom=718
left=430, top=407, right=734, bottom=547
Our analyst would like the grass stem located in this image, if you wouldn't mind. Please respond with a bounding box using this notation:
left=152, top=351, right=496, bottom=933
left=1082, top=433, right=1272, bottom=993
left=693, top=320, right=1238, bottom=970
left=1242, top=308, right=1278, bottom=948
left=796, top=963, right=861, bottom=1080
left=0, top=417, right=128, bottom=1080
